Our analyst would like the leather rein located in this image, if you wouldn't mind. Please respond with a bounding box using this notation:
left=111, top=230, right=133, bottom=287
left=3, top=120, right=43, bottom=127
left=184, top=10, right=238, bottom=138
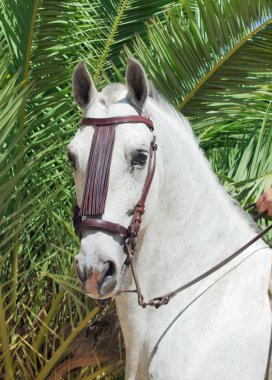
left=73, top=115, right=272, bottom=309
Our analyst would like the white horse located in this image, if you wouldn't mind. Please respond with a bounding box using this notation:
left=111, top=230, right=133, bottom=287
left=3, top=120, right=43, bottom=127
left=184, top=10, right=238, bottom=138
left=68, top=58, right=272, bottom=380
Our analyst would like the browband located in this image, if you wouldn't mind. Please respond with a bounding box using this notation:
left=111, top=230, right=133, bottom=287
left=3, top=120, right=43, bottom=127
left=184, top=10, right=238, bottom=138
left=81, top=115, right=154, bottom=131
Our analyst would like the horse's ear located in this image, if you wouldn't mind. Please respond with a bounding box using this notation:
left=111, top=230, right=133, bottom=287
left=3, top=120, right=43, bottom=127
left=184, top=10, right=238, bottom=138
left=72, top=62, right=97, bottom=108
left=126, top=58, right=149, bottom=108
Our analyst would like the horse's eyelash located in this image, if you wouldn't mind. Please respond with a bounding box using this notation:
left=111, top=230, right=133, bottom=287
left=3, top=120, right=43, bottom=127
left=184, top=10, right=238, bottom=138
left=131, top=152, right=148, bottom=167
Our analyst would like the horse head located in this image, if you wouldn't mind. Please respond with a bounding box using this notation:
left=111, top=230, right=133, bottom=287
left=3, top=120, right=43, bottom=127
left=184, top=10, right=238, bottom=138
left=68, top=59, right=158, bottom=299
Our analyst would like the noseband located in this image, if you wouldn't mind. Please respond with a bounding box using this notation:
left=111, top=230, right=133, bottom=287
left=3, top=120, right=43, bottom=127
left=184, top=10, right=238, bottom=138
left=73, top=114, right=157, bottom=267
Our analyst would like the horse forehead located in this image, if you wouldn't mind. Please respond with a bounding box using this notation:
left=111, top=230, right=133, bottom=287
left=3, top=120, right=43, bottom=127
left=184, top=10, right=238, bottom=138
left=83, top=89, right=133, bottom=118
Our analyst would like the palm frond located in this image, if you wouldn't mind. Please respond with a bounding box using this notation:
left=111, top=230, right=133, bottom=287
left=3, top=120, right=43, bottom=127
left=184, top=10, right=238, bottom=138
left=212, top=101, right=272, bottom=203
left=92, top=0, right=179, bottom=84
left=127, top=0, right=272, bottom=124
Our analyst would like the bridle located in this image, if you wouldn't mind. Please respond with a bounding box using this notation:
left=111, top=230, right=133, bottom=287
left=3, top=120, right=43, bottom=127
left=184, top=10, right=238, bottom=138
left=73, top=114, right=156, bottom=240
left=72, top=114, right=159, bottom=300
left=73, top=115, right=272, bottom=309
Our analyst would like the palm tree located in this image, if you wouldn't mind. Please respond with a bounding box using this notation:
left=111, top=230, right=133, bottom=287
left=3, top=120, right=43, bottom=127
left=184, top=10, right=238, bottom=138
left=0, top=0, right=271, bottom=378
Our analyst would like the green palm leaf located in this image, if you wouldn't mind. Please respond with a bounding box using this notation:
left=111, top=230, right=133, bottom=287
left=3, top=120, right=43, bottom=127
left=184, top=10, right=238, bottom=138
left=88, top=0, right=178, bottom=84
left=127, top=0, right=272, bottom=125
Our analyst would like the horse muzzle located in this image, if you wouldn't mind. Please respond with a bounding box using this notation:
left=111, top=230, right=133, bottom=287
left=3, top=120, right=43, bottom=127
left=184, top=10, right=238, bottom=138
left=75, top=253, right=117, bottom=298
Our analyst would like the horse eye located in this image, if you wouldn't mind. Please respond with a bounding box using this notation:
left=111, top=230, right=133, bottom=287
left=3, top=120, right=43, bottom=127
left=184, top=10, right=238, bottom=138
left=67, top=151, right=76, bottom=169
left=131, top=152, right=148, bottom=167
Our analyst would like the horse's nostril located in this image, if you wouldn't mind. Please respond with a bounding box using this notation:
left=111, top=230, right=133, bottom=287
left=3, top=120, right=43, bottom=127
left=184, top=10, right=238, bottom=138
left=75, top=258, right=87, bottom=283
left=104, top=261, right=116, bottom=278
left=79, top=259, right=117, bottom=297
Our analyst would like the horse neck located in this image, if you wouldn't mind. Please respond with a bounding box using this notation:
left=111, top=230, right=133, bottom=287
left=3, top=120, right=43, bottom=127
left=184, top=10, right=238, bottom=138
left=132, top=100, right=263, bottom=298
left=115, top=101, right=268, bottom=372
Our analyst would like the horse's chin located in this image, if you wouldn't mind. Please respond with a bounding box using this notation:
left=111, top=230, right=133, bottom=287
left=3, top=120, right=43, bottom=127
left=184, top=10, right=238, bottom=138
left=83, top=280, right=122, bottom=300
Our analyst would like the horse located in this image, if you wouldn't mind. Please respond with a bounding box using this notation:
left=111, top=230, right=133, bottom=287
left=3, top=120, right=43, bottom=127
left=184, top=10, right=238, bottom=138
left=68, top=58, right=272, bottom=380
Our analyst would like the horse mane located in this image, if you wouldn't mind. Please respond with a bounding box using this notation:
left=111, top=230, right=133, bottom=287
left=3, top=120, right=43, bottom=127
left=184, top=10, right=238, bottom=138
left=147, top=82, right=194, bottom=137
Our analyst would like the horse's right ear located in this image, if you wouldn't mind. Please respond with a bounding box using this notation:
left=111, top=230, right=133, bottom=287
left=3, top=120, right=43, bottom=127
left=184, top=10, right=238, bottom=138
left=72, top=62, right=97, bottom=108
left=126, top=58, right=149, bottom=109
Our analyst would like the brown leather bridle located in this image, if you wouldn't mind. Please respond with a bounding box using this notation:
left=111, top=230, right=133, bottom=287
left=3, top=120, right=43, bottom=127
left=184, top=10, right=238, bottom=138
left=73, top=115, right=272, bottom=309
left=73, top=115, right=157, bottom=241
left=73, top=114, right=160, bottom=302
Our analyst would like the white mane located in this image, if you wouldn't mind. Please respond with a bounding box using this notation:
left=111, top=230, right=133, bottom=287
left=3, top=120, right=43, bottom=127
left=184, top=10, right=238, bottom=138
left=147, top=84, right=194, bottom=137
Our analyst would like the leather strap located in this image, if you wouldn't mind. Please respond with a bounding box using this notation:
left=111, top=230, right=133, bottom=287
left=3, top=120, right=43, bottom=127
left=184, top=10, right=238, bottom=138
left=78, top=219, right=129, bottom=238
left=128, top=142, right=157, bottom=238
left=80, top=124, right=116, bottom=216
left=81, top=115, right=154, bottom=131
left=123, top=211, right=272, bottom=308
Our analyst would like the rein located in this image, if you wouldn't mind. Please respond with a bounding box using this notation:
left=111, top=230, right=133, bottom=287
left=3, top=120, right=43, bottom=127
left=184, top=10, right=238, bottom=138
left=73, top=115, right=272, bottom=309
left=124, top=212, right=272, bottom=308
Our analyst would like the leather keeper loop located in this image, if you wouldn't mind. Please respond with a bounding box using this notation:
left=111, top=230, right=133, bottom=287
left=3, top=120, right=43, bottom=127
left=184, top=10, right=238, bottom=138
left=151, top=143, right=158, bottom=151
left=136, top=205, right=145, bottom=214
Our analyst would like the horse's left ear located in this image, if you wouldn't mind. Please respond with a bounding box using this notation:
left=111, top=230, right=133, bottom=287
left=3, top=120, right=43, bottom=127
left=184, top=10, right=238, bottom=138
left=126, top=58, right=149, bottom=108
